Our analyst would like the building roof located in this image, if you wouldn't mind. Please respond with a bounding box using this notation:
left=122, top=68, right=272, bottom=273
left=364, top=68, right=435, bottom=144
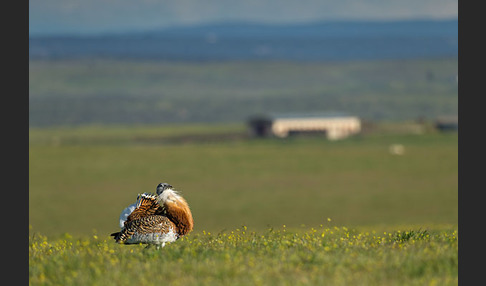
left=435, top=115, right=458, bottom=124
left=270, top=111, right=355, bottom=120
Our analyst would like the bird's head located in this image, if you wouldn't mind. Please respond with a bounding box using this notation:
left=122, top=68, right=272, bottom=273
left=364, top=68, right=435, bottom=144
left=156, top=182, right=182, bottom=205
left=156, top=183, right=173, bottom=195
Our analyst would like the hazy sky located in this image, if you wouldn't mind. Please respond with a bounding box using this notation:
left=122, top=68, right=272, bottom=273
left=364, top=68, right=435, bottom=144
left=29, top=0, right=458, bottom=36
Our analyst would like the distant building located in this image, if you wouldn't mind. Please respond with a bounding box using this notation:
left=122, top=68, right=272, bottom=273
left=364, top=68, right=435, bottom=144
left=435, top=116, right=458, bottom=132
left=248, top=112, right=361, bottom=140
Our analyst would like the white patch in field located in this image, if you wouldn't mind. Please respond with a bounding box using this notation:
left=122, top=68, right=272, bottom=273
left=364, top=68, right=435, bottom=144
left=389, top=144, right=405, bottom=155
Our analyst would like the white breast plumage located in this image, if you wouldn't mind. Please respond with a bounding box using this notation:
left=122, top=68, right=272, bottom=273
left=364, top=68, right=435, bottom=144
left=125, top=225, right=178, bottom=246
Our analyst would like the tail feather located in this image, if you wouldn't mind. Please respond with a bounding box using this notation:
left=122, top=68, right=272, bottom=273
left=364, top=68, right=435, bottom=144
left=110, top=231, right=123, bottom=243
left=135, top=193, right=157, bottom=208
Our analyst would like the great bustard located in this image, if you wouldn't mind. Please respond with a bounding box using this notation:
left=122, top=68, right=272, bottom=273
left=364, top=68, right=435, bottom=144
left=111, top=183, right=194, bottom=248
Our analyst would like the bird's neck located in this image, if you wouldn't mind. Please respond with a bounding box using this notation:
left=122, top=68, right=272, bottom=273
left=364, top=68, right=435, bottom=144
left=159, top=189, right=194, bottom=236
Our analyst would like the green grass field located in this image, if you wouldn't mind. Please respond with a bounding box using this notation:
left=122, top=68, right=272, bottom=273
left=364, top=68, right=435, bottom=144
left=29, top=225, right=457, bottom=285
left=29, top=124, right=457, bottom=284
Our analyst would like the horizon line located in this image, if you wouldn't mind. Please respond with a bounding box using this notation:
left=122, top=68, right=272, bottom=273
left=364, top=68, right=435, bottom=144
left=29, top=17, right=458, bottom=38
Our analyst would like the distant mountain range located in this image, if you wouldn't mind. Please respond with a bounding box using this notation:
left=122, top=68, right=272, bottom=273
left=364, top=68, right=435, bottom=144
left=29, top=19, right=458, bottom=62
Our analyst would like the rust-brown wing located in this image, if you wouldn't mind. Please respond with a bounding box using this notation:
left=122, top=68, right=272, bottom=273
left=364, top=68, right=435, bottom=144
left=125, top=193, right=164, bottom=223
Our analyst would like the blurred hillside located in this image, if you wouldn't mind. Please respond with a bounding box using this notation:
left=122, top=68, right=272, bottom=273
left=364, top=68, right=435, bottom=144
left=29, top=58, right=457, bottom=127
